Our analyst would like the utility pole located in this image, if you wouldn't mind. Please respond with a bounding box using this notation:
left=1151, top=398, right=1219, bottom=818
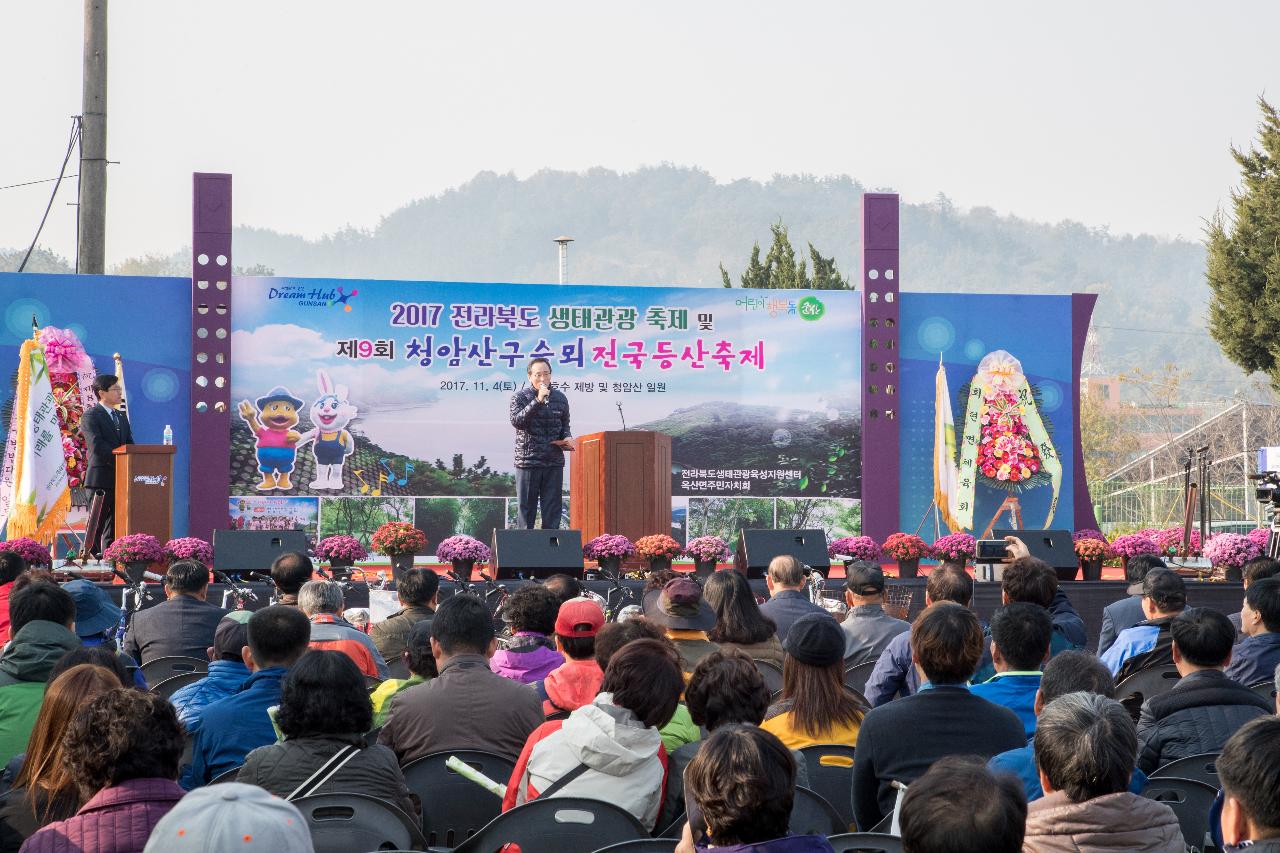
left=78, top=0, right=108, bottom=274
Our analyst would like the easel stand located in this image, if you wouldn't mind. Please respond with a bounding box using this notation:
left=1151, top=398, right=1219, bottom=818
left=911, top=500, right=944, bottom=540
left=980, top=496, right=1023, bottom=540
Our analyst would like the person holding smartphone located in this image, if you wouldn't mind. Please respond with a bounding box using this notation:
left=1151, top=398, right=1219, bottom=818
left=509, top=358, right=575, bottom=529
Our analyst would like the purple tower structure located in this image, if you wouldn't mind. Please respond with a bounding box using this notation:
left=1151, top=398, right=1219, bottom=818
left=861, top=193, right=901, bottom=544
left=189, top=173, right=233, bottom=540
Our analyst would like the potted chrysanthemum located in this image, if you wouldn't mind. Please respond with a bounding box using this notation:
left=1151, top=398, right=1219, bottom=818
left=1203, top=533, right=1262, bottom=582
left=685, top=536, right=730, bottom=575
left=104, top=533, right=165, bottom=583
left=164, top=537, right=213, bottom=567
left=634, top=534, right=683, bottom=572
left=1073, top=535, right=1111, bottom=581
left=0, top=537, right=53, bottom=568
left=882, top=533, right=929, bottom=578
left=1110, top=533, right=1160, bottom=576
left=372, top=522, right=428, bottom=581
left=436, top=535, right=492, bottom=577
left=583, top=534, right=636, bottom=573
left=930, top=533, right=976, bottom=572
left=315, top=535, right=368, bottom=579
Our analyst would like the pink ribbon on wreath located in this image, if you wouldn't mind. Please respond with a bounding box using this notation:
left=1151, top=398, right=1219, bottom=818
left=38, top=328, right=91, bottom=374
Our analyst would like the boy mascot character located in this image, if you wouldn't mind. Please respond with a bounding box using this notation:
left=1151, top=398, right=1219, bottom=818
left=238, top=387, right=304, bottom=491
left=297, top=369, right=357, bottom=490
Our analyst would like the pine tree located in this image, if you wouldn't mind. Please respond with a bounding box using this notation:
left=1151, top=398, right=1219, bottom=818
left=1207, top=97, right=1280, bottom=386
left=722, top=243, right=769, bottom=288
left=764, top=222, right=807, bottom=289
left=720, top=219, right=849, bottom=289
left=809, top=243, right=847, bottom=290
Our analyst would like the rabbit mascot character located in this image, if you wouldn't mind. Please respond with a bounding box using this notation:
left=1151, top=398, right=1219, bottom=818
left=296, top=370, right=358, bottom=490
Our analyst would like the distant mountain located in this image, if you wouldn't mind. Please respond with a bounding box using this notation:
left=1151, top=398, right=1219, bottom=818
left=637, top=401, right=859, bottom=498
left=3, top=165, right=1244, bottom=398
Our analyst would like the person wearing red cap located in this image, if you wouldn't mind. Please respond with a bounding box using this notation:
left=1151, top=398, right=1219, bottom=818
left=533, top=598, right=606, bottom=718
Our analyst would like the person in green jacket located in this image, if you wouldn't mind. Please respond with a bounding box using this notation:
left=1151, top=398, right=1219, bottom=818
left=371, top=620, right=435, bottom=728
left=0, top=582, right=81, bottom=765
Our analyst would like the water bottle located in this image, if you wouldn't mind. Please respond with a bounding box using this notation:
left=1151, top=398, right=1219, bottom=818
left=163, top=424, right=173, bottom=446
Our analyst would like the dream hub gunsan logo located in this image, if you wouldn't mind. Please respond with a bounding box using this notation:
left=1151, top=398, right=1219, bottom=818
left=266, top=284, right=359, bottom=311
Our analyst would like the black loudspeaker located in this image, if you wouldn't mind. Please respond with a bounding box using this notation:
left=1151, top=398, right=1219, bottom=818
left=993, top=528, right=1078, bottom=577
left=212, top=529, right=310, bottom=574
left=736, top=529, right=829, bottom=580
left=490, top=529, right=584, bottom=579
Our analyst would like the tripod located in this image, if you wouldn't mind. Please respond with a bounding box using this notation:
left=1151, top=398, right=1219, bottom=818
left=1179, top=445, right=1211, bottom=557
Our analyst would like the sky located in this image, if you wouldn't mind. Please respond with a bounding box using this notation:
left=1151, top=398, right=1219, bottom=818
left=2, top=1, right=1278, bottom=267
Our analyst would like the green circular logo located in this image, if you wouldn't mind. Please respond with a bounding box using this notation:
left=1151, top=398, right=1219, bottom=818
left=798, top=296, right=826, bottom=321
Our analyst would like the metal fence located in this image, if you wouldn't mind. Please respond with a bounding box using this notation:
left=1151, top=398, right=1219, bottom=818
left=1094, top=402, right=1280, bottom=534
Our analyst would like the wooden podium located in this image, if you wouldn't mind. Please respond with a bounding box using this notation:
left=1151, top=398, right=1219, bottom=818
left=570, top=431, right=672, bottom=550
left=112, top=445, right=177, bottom=542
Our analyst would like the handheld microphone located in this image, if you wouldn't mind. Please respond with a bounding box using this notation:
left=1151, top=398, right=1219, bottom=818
left=616, top=401, right=627, bottom=431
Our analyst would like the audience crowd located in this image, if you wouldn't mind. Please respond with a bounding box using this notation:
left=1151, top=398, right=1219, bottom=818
left=0, top=542, right=1276, bottom=853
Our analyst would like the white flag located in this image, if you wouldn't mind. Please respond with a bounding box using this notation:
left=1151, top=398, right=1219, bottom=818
left=933, top=358, right=963, bottom=532
left=3, top=341, right=70, bottom=543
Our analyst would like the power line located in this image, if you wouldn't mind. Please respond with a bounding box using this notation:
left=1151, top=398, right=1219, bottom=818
left=1093, top=323, right=1213, bottom=338
left=0, top=174, right=80, bottom=192
left=17, top=117, right=80, bottom=273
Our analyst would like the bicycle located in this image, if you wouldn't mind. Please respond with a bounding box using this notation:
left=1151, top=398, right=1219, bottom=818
left=804, top=564, right=846, bottom=617
left=585, top=566, right=642, bottom=621
left=446, top=568, right=513, bottom=646
left=212, top=570, right=260, bottom=611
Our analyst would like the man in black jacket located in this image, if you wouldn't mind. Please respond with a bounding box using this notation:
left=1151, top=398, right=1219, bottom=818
left=79, top=374, right=133, bottom=559
left=122, top=560, right=229, bottom=664
left=852, top=602, right=1026, bottom=831
left=1136, top=607, right=1271, bottom=774
left=508, top=358, right=574, bottom=529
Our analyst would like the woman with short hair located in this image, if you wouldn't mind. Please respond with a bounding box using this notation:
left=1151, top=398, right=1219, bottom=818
left=505, top=638, right=686, bottom=830
left=489, top=585, right=564, bottom=684
left=680, top=725, right=834, bottom=852
left=237, top=650, right=416, bottom=816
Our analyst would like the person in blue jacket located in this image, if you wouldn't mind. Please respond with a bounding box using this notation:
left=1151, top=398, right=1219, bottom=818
left=1225, top=577, right=1280, bottom=688
left=989, top=650, right=1147, bottom=802
left=169, top=613, right=252, bottom=731
left=970, top=603, right=1052, bottom=737
left=183, top=606, right=310, bottom=788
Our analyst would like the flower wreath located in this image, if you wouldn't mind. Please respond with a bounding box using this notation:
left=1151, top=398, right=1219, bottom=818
left=953, top=350, right=1062, bottom=530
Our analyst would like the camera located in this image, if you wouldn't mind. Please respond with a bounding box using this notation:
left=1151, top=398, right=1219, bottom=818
left=1250, top=471, right=1280, bottom=507
left=975, top=539, right=1010, bottom=562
